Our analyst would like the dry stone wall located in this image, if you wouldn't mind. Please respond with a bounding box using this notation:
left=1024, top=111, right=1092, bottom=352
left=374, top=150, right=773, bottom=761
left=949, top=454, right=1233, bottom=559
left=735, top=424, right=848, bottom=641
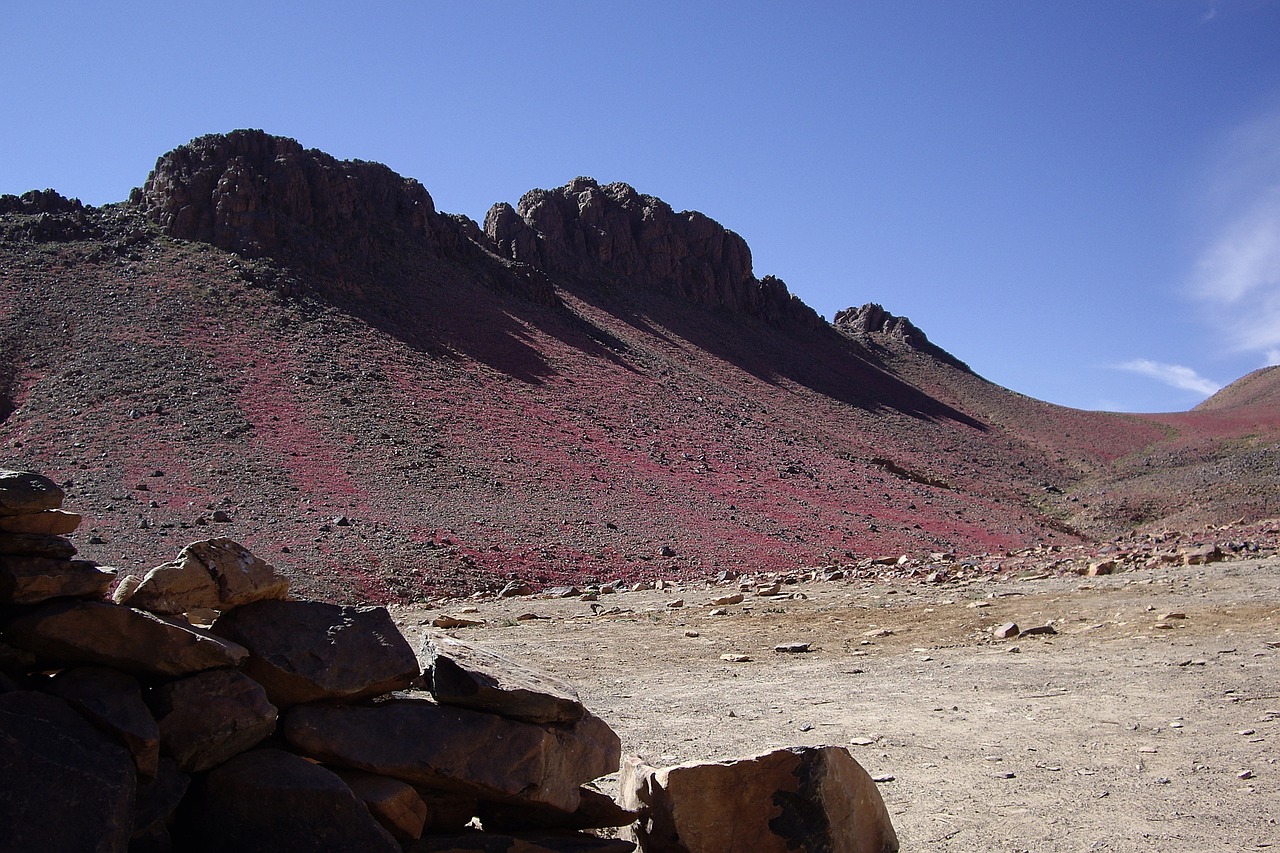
left=0, top=469, right=898, bottom=853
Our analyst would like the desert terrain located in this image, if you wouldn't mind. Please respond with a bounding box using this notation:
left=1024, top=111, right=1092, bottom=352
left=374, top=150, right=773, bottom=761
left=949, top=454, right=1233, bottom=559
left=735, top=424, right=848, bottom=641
left=397, top=558, right=1280, bottom=851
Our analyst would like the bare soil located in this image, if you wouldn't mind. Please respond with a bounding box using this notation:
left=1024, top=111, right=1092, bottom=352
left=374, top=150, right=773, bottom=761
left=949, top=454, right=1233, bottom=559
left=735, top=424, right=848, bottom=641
left=395, top=558, right=1280, bottom=852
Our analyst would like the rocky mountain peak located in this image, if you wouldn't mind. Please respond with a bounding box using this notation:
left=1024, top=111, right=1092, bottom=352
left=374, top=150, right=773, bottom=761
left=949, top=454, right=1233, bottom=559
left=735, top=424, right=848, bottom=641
left=483, top=176, right=821, bottom=327
left=131, top=130, right=450, bottom=266
left=833, top=303, right=971, bottom=372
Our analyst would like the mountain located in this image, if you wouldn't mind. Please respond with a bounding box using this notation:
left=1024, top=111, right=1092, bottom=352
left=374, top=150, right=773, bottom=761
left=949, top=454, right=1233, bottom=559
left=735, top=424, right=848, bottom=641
left=2, top=130, right=1278, bottom=601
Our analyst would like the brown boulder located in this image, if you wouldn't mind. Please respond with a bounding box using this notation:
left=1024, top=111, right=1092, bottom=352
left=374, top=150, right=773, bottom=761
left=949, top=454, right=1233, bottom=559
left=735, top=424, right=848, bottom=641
left=149, top=668, right=278, bottom=772
left=423, top=634, right=586, bottom=724
left=0, top=509, right=81, bottom=535
left=0, top=556, right=116, bottom=605
left=619, top=746, right=898, bottom=853
left=284, top=696, right=621, bottom=812
left=211, top=598, right=418, bottom=708
left=48, top=666, right=161, bottom=779
left=123, top=538, right=289, bottom=615
left=187, top=747, right=400, bottom=853
left=3, top=599, right=249, bottom=676
left=0, top=690, right=136, bottom=852
left=0, top=469, right=64, bottom=516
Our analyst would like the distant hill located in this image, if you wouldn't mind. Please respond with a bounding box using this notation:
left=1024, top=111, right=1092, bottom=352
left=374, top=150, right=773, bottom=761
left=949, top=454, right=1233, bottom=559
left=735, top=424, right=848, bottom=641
left=1195, top=365, right=1280, bottom=413
left=3, top=130, right=1278, bottom=600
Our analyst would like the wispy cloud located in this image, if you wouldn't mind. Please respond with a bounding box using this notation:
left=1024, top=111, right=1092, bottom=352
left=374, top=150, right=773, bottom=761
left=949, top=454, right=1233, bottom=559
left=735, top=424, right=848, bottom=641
left=1116, top=359, right=1222, bottom=396
left=1192, top=108, right=1280, bottom=357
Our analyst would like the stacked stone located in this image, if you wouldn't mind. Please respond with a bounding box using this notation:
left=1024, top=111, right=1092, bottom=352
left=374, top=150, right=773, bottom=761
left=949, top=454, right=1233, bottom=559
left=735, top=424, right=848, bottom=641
left=0, top=469, right=900, bottom=853
left=0, top=469, right=116, bottom=606
left=0, top=471, right=633, bottom=853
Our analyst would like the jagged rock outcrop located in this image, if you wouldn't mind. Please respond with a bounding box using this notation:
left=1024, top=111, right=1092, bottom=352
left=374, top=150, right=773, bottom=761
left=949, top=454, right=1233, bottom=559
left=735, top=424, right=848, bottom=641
left=134, top=130, right=462, bottom=267
left=484, top=177, right=821, bottom=327
left=833, top=303, right=971, bottom=371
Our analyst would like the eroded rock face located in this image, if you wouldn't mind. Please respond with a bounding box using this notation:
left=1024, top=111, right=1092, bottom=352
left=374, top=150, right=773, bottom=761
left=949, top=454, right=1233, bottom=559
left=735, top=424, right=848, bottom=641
left=619, top=746, right=899, bottom=853
left=210, top=599, right=419, bottom=708
left=136, top=130, right=446, bottom=265
left=484, top=177, right=820, bottom=327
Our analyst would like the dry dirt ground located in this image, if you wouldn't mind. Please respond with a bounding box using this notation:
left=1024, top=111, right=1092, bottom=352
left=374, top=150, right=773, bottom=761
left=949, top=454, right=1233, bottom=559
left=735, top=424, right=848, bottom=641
left=394, top=558, right=1280, bottom=852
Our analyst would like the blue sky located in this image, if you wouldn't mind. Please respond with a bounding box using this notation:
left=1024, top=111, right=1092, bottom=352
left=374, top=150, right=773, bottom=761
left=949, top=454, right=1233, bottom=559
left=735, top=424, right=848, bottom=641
left=4, top=2, right=1280, bottom=412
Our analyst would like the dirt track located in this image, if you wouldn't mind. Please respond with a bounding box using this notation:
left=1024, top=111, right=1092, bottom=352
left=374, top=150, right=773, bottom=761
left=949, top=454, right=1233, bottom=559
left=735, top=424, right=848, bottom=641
left=396, top=558, right=1280, bottom=851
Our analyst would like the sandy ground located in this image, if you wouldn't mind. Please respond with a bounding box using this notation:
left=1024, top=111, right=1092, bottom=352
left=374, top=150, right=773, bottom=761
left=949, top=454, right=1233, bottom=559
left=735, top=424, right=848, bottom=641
left=394, top=558, right=1280, bottom=852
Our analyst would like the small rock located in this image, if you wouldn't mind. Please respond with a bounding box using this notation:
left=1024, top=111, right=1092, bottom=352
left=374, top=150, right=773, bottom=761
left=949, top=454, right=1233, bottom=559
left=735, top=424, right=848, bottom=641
left=1087, top=560, right=1115, bottom=576
left=433, top=615, right=485, bottom=629
left=773, top=642, right=811, bottom=654
left=719, top=654, right=751, bottom=663
left=993, top=622, right=1020, bottom=639
left=710, top=593, right=744, bottom=606
left=498, top=581, right=534, bottom=598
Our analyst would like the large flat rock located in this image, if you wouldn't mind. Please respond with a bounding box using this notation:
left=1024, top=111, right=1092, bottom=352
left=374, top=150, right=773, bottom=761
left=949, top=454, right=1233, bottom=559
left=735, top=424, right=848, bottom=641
left=0, top=532, right=77, bottom=559
left=284, top=696, right=620, bottom=813
left=0, top=509, right=81, bottom=535
left=3, top=599, right=248, bottom=676
left=422, top=634, right=585, bottom=724
left=0, top=470, right=64, bottom=516
left=0, top=556, right=116, bottom=605
left=211, top=599, right=418, bottom=707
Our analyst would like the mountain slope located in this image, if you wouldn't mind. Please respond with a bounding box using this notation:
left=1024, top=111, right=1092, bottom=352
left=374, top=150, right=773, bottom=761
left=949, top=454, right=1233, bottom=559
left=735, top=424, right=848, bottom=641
left=2, top=130, right=1277, bottom=600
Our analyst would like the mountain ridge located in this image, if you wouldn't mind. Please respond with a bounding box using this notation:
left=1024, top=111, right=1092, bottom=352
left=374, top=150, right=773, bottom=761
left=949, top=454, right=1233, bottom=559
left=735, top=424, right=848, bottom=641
left=2, top=130, right=1278, bottom=601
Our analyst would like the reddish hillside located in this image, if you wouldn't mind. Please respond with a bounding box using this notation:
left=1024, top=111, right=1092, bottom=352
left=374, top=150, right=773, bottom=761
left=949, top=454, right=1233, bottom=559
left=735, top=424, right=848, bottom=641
left=2, top=131, right=1277, bottom=600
